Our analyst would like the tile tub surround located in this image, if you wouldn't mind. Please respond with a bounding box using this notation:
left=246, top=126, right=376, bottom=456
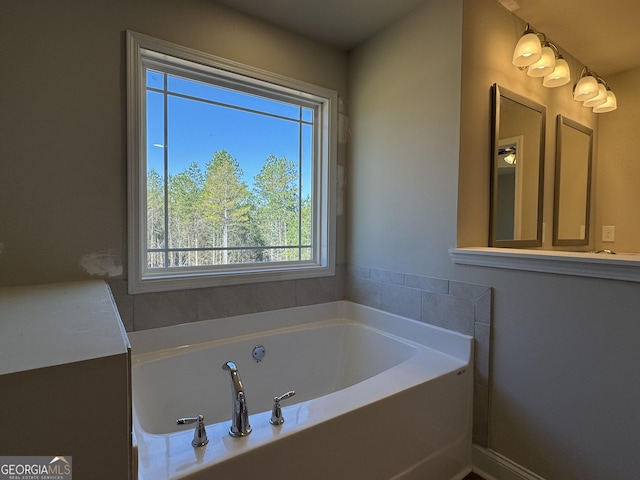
left=346, top=266, right=492, bottom=446
left=108, top=267, right=345, bottom=332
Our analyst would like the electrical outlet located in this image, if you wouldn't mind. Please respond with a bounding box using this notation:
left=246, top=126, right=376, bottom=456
left=602, top=225, right=615, bottom=242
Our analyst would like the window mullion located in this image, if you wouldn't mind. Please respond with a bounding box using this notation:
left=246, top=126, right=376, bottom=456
left=298, top=107, right=303, bottom=261
left=162, top=74, right=170, bottom=269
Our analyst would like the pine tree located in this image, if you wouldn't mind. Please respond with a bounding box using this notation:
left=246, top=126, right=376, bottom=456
left=253, top=155, right=299, bottom=261
left=167, top=162, right=205, bottom=266
left=147, top=169, right=165, bottom=267
left=203, top=150, right=251, bottom=264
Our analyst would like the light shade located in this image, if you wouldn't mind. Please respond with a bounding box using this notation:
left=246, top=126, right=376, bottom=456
left=583, top=84, right=608, bottom=107
left=573, top=75, right=599, bottom=101
left=593, top=90, right=617, bottom=113
left=527, top=46, right=556, bottom=77
left=512, top=32, right=542, bottom=67
left=543, top=58, right=571, bottom=87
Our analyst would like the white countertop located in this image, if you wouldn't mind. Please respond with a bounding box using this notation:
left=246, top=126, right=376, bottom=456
left=0, top=280, right=130, bottom=375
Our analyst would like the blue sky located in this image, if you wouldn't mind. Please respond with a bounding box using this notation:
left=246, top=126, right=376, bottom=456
left=146, top=70, right=312, bottom=192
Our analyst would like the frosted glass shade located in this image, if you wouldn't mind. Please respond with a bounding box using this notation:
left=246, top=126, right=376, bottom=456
left=527, top=46, right=556, bottom=77
left=583, top=84, right=608, bottom=107
left=512, top=33, right=542, bottom=67
left=573, top=75, right=599, bottom=101
left=543, top=58, right=571, bottom=87
left=593, top=90, right=617, bottom=113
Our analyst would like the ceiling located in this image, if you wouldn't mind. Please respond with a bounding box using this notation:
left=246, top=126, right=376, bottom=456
left=214, top=0, right=427, bottom=50
left=214, top=0, right=640, bottom=76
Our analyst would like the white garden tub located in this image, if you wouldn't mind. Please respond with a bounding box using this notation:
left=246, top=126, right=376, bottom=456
left=129, top=301, right=473, bottom=480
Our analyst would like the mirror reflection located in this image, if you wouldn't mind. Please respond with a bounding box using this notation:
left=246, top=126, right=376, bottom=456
left=490, top=84, right=546, bottom=247
left=553, top=115, right=593, bottom=246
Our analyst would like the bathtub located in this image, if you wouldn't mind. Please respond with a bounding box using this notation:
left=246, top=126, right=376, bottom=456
left=128, top=301, right=473, bottom=480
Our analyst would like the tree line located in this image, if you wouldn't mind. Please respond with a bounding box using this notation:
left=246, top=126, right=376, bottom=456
left=147, top=149, right=311, bottom=268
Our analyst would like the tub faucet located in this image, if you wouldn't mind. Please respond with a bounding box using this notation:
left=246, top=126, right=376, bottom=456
left=222, top=361, right=252, bottom=437
left=176, top=414, right=208, bottom=447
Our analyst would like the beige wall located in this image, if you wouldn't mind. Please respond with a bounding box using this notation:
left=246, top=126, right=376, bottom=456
left=458, top=0, right=597, bottom=249
left=595, top=66, right=640, bottom=253
left=0, top=0, right=347, bottom=288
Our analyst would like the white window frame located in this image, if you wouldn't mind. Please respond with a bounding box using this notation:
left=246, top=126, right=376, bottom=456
left=126, top=31, right=337, bottom=294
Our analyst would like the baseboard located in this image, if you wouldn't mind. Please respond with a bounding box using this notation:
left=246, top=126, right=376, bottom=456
left=472, top=444, right=546, bottom=480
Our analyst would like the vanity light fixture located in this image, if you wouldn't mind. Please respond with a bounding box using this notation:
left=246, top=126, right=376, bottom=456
left=583, top=82, right=608, bottom=107
left=527, top=43, right=556, bottom=77
left=593, top=88, right=617, bottom=113
left=573, top=68, right=617, bottom=113
left=498, top=146, right=517, bottom=165
left=512, top=24, right=542, bottom=67
left=512, top=24, right=617, bottom=112
left=573, top=68, right=599, bottom=101
left=504, top=153, right=517, bottom=164
left=513, top=27, right=571, bottom=88
left=543, top=53, right=571, bottom=87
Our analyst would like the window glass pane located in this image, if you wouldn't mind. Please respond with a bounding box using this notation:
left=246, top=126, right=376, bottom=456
left=146, top=89, right=165, bottom=269
left=167, top=75, right=300, bottom=119
left=301, top=122, right=313, bottom=250
left=161, top=92, right=306, bottom=264
left=147, top=251, right=165, bottom=269
left=146, top=90, right=165, bottom=174
left=146, top=69, right=164, bottom=90
left=302, top=107, right=313, bottom=123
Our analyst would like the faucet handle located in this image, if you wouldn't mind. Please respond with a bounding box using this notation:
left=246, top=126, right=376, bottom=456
left=270, top=390, right=295, bottom=425
left=176, top=414, right=209, bottom=447
left=274, top=390, right=295, bottom=403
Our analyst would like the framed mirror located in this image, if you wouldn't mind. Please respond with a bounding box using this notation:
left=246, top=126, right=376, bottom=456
left=553, top=115, right=593, bottom=246
left=490, top=84, right=546, bottom=248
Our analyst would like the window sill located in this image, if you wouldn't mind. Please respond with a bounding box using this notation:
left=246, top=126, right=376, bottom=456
left=449, top=247, right=640, bottom=283
left=129, top=264, right=335, bottom=294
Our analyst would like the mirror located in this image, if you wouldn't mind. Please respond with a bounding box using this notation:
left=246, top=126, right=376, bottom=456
left=490, top=84, right=546, bottom=247
left=553, top=115, right=593, bottom=246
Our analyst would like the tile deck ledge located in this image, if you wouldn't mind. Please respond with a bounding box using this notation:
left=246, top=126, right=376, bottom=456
left=449, top=247, right=640, bottom=283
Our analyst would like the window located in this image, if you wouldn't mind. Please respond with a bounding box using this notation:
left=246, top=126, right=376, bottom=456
left=126, top=31, right=337, bottom=293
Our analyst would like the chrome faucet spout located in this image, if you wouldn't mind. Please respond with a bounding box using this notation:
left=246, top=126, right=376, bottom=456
left=222, top=361, right=252, bottom=437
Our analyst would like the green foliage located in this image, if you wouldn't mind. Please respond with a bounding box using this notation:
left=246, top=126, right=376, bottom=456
left=253, top=155, right=299, bottom=261
left=147, top=149, right=312, bottom=268
left=147, top=169, right=165, bottom=267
